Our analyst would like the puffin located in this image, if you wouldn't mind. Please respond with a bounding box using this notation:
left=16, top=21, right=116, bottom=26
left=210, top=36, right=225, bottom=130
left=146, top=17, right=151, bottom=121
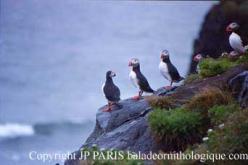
left=226, top=22, right=245, bottom=54
left=193, top=53, right=203, bottom=73
left=128, top=58, right=154, bottom=100
left=102, top=70, right=121, bottom=112
left=159, top=50, right=184, bottom=89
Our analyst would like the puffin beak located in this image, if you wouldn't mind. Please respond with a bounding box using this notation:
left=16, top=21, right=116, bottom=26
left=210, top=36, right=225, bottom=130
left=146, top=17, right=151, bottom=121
left=112, top=72, right=116, bottom=77
left=226, top=26, right=232, bottom=32
left=161, top=55, right=165, bottom=60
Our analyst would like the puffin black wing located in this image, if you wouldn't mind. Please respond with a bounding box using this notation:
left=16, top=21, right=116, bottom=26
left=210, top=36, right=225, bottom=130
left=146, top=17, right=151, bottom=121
left=103, top=83, right=120, bottom=102
left=167, top=63, right=183, bottom=82
left=136, top=72, right=154, bottom=93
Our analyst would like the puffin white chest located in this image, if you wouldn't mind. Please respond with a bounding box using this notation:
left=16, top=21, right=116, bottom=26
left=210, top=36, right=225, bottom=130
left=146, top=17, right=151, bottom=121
left=129, top=70, right=138, bottom=88
left=101, top=83, right=106, bottom=96
left=159, top=61, right=172, bottom=81
left=229, top=32, right=244, bottom=53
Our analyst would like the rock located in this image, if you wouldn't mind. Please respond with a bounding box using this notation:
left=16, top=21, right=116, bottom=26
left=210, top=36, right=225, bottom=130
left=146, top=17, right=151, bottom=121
left=64, top=98, right=161, bottom=165
left=229, top=71, right=248, bottom=108
left=83, top=98, right=158, bottom=153
left=153, top=86, right=178, bottom=96
left=65, top=64, right=248, bottom=165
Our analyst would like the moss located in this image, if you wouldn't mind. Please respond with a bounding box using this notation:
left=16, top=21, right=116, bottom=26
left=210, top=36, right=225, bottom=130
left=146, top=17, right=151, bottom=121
left=198, top=53, right=248, bottom=78
left=148, top=108, right=204, bottom=151
left=208, top=104, right=239, bottom=125
left=199, top=58, right=236, bottom=78
left=236, top=53, right=248, bottom=64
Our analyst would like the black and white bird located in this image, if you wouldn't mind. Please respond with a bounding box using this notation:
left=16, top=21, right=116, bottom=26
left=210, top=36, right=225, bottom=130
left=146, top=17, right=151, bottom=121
left=159, top=50, right=184, bottom=89
left=193, top=53, right=203, bottom=74
left=226, top=22, right=245, bottom=54
left=102, top=71, right=120, bottom=112
left=128, top=58, right=154, bottom=100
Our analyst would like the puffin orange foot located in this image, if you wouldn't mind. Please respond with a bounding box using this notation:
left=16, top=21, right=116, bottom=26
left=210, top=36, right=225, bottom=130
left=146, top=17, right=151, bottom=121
left=102, top=107, right=112, bottom=112
left=132, top=96, right=140, bottom=101
left=163, top=86, right=173, bottom=90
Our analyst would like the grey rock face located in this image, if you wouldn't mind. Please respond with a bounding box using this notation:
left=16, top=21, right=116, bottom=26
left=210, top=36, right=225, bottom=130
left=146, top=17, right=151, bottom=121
left=229, top=71, right=248, bottom=108
left=82, top=87, right=177, bottom=154
left=83, top=98, right=159, bottom=153
left=64, top=98, right=160, bottom=165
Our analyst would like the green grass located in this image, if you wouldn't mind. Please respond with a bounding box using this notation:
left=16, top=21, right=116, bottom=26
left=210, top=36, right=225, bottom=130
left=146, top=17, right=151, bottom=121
left=148, top=108, right=204, bottom=151
left=160, top=110, right=248, bottom=165
left=208, top=104, right=239, bottom=125
left=199, top=58, right=236, bottom=78
left=198, top=53, right=248, bottom=78
left=236, top=53, right=248, bottom=64
left=207, top=110, right=248, bottom=155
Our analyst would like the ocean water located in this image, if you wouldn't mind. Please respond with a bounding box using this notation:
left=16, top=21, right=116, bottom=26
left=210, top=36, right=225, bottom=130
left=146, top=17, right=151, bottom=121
left=0, top=1, right=213, bottom=164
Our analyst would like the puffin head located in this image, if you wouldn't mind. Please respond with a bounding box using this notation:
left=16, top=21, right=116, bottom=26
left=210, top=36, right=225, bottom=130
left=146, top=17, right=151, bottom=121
left=160, top=49, right=170, bottom=62
left=226, top=22, right=239, bottom=32
left=193, top=53, right=203, bottom=62
left=106, top=70, right=116, bottom=78
left=128, top=58, right=140, bottom=68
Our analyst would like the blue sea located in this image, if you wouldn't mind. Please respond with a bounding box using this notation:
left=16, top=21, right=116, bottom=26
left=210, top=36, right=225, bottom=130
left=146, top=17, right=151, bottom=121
left=0, top=1, right=214, bottom=164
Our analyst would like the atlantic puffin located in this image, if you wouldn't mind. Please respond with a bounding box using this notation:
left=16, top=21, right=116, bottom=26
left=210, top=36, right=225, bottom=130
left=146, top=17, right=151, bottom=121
left=128, top=58, right=154, bottom=100
left=102, top=71, right=120, bottom=112
left=159, top=50, right=184, bottom=89
left=226, top=22, right=245, bottom=54
left=193, top=53, right=203, bottom=73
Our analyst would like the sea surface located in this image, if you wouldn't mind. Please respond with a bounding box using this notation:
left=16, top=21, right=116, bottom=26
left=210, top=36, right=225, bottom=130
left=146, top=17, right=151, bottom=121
left=0, top=1, right=213, bottom=164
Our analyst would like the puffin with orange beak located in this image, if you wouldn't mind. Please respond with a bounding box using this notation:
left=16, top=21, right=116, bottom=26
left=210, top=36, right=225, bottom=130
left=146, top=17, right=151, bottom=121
left=226, top=22, right=245, bottom=54
left=102, top=70, right=121, bottom=112
left=159, top=50, right=184, bottom=89
left=128, top=58, right=154, bottom=100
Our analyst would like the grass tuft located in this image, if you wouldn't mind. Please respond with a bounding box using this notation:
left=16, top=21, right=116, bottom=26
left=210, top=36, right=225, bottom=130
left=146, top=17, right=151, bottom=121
left=147, top=95, right=175, bottom=110
left=208, top=110, right=248, bottom=155
left=185, top=87, right=232, bottom=114
left=199, top=58, right=236, bottom=78
left=236, top=53, right=248, bottom=64
left=148, top=108, right=204, bottom=151
left=208, top=104, right=239, bottom=125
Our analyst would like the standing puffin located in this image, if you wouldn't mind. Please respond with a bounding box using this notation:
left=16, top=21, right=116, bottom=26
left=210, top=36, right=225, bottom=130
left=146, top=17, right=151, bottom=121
left=193, top=53, right=203, bottom=74
left=159, top=50, right=184, bottom=89
left=102, top=71, right=120, bottom=112
left=128, top=58, right=154, bottom=100
left=226, top=22, right=245, bottom=54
